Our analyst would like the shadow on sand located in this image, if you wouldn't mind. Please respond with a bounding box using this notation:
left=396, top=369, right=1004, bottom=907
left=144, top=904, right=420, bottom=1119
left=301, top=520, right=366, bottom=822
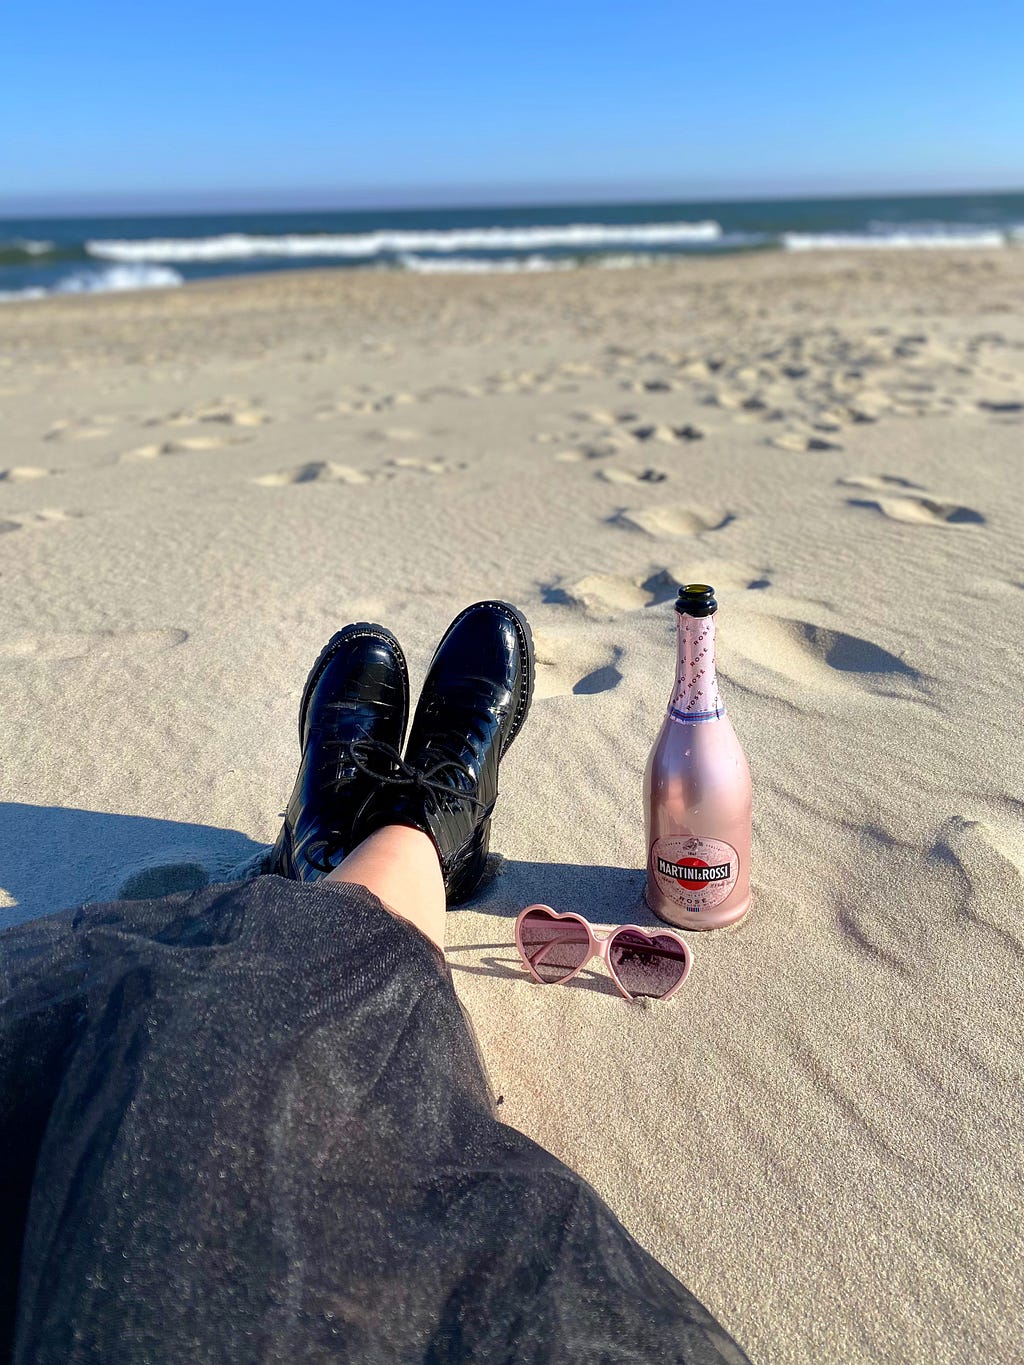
left=448, top=853, right=663, bottom=1000
left=0, top=802, right=268, bottom=931
left=0, top=806, right=654, bottom=1006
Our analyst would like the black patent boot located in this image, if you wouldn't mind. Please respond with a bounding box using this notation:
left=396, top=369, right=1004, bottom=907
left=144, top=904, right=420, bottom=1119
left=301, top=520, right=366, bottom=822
left=352, top=601, right=534, bottom=903
left=270, top=623, right=409, bottom=881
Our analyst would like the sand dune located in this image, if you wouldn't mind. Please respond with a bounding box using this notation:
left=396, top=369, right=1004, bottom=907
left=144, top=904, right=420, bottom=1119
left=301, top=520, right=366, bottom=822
left=1, top=248, right=1022, bottom=1363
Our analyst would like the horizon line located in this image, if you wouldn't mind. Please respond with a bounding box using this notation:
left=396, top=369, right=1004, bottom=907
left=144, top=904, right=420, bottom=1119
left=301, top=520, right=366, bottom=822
left=2, top=181, right=1023, bottom=222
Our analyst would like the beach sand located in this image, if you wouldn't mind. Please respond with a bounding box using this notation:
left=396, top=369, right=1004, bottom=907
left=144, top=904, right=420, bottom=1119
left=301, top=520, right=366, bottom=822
left=1, top=249, right=1022, bottom=1363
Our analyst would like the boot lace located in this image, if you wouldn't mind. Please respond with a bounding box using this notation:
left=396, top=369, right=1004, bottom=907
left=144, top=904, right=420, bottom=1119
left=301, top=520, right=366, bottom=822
left=304, top=737, right=487, bottom=874
left=348, top=737, right=488, bottom=811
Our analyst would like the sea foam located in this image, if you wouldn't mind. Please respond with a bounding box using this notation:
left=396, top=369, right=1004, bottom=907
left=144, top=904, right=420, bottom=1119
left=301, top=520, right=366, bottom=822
left=0, top=239, right=60, bottom=266
left=397, top=253, right=574, bottom=274
left=11, top=239, right=56, bottom=256
left=0, top=263, right=183, bottom=301
left=784, top=228, right=1007, bottom=250
left=85, top=220, right=723, bottom=263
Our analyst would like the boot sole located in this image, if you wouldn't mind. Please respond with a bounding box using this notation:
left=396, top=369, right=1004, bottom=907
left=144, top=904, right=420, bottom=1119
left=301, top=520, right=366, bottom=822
left=297, top=622, right=410, bottom=749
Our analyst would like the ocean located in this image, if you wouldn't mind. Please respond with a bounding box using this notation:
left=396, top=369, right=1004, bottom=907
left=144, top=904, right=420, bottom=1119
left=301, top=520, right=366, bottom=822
left=2, top=190, right=1023, bottom=301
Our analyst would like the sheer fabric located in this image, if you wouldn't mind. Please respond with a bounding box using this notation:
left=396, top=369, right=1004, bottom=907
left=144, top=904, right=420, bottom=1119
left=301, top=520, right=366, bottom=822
left=0, top=876, right=749, bottom=1364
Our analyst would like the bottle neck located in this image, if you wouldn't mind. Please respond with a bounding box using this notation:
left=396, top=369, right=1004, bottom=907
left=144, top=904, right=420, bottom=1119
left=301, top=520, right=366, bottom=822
left=668, top=611, right=725, bottom=723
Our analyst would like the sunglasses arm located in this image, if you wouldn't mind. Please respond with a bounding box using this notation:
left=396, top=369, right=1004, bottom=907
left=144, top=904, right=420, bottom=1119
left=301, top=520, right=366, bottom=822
left=526, top=942, right=559, bottom=967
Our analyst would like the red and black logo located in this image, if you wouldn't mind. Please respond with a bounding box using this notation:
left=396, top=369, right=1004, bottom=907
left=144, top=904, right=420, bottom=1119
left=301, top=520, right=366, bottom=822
left=657, top=856, right=731, bottom=886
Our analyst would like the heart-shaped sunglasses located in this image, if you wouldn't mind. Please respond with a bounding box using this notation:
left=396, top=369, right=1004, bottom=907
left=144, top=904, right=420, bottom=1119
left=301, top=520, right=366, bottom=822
left=514, top=904, right=693, bottom=1002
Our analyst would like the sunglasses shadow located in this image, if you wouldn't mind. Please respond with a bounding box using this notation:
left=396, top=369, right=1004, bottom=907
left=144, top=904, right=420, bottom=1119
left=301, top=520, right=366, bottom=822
left=447, top=943, right=628, bottom=1000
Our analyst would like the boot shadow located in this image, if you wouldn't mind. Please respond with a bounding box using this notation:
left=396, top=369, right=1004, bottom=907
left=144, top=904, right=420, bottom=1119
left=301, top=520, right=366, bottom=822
left=461, top=854, right=650, bottom=924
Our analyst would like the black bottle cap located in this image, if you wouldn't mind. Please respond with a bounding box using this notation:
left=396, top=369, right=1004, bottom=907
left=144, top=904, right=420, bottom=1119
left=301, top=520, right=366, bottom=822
left=675, top=583, right=717, bottom=617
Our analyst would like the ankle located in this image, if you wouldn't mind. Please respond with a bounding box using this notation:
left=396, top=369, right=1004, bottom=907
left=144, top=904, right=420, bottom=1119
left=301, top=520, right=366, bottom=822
left=326, top=824, right=447, bottom=949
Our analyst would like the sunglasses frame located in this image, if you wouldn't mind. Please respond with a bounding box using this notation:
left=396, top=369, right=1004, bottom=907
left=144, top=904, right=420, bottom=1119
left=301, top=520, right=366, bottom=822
left=514, top=904, right=693, bottom=1001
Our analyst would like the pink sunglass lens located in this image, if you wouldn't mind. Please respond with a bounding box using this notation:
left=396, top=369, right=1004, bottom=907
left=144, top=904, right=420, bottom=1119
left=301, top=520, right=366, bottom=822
left=519, top=909, right=590, bottom=983
left=608, top=929, right=689, bottom=999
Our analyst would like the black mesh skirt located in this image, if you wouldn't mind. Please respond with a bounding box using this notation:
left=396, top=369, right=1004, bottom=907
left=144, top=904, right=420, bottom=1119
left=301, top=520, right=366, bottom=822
left=0, top=875, right=750, bottom=1364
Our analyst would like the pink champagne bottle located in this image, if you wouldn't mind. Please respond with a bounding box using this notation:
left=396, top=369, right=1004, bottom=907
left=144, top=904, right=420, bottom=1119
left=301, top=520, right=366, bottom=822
left=644, top=584, right=752, bottom=930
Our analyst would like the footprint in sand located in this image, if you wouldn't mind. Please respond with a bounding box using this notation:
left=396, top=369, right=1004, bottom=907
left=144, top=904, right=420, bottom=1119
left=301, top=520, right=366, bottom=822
left=927, top=816, right=1024, bottom=953
left=596, top=467, right=668, bottom=486
left=531, top=631, right=624, bottom=699
left=145, top=397, right=270, bottom=428
left=0, top=466, right=56, bottom=482
left=253, top=456, right=457, bottom=486
left=43, top=419, right=113, bottom=442
left=162, top=436, right=235, bottom=454
left=771, top=431, right=843, bottom=453
left=196, top=409, right=269, bottom=428
left=383, top=456, right=457, bottom=476
left=313, top=403, right=355, bottom=421
left=702, top=389, right=749, bottom=411
left=609, top=505, right=734, bottom=538
left=0, top=627, right=188, bottom=662
left=119, top=436, right=236, bottom=461
left=362, top=427, right=423, bottom=445
left=116, top=861, right=213, bottom=900
left=0, top=508, right=82, bottom=535
left=630, top=423, right=705, bottom=444
left=846, top=495, right=984, bottom=527
left=625, top=327, right=1024, bottom=442
left=554, top=438, right=629, bottom=462
left=838, top=473, right=925, bottom=493
left=958, top=577, right=1024, bottom=604
left=423, top=384, right=482, bottom=402
left=196, top=405, right=270, bottom=427
left=542, top=574, right=667, bottom=617
left=722, top=613, right=926, bottom=702
left=834, top=814, right=1024, bottom=977
left=621, top=377, right=673, bottom=395
left=253, top=462, right=372, bottom=487
left=545, top=564, right=772, bottom=620
left=119, top=443, right=167, bottom=461
left=572, top=409, right=619, bottom=427
left=568, top=410, right=705, bottom=446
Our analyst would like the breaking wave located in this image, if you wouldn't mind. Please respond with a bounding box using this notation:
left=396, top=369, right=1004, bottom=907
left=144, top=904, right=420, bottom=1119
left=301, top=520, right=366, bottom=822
left=4, top=199, right=1022, bottom=299
left=783, top=226, right=1009, bottom=250
left=397, top=253, right=574, bottom=274
left=85, top=220, right=724, bottom=263
left=0, top=239, right=61, bottom=266
left=0, top=263, right=183, bottom=301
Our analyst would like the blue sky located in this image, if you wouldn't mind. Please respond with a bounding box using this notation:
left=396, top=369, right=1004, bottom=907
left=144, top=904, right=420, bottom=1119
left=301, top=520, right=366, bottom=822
left=1, top=0, right=1021, bottom=210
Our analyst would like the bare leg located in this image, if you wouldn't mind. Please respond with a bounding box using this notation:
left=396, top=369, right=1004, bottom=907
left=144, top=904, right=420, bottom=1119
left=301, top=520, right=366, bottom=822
left=326, top=825, right=446, bottom=952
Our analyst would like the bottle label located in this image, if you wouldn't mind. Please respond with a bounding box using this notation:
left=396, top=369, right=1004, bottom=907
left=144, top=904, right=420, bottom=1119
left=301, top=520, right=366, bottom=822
left=670, top=615, right=723, bottom=721
left=650, top=836, right=739, bottom=911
